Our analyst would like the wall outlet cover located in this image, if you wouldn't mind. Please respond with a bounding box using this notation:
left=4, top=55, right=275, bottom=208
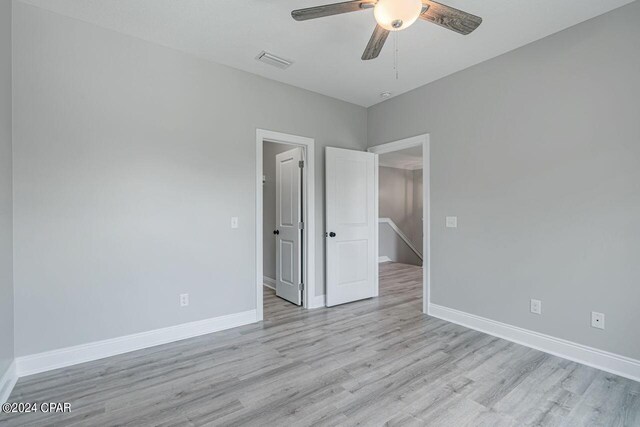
left=446, top=216, right=458, bottom=228
left=231, top=217, right=239, bottom=229
left=530, top=299, right=542, bottom=315
left=180, top=293, right=189, bottom=307
left=591, top=311, right=605, bottom=330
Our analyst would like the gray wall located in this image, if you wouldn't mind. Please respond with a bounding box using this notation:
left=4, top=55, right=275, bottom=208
left=379, top=223, right=421, bottom=266
left=0, top=0, right=14, bottom=378
left=262, top=141, right=293, bottom=282
left=368, top=2, right=640, bottom=360
left=379, top=166, right=423, bottom=255
left=12, top=2, right=367, bottom=356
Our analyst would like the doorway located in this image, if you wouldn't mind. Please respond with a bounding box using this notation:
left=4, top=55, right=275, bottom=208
left=263, top=142, right=304, bottom=307
left=256, top=130, right=316, bottom=321
left=369, top=134, right=430, bottom=314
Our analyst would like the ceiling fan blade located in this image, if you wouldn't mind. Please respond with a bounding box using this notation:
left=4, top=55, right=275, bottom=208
left=420, top=1, right=482, bottom=35
left=362, top=25, right=390, bottom=60
left=292, top=0, right=375, bottom=21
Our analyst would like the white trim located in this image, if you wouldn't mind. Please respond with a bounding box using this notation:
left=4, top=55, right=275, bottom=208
left=15, top=310, right=257, bottom=378
left=379, top=218, right=423, bottom=260
left=308, top=294, right=326, bottom=309
left=373, top=153, right=379, bottom=297
left=368, top=135, right=428, bottom=155
left=378, top=256, right=392, bottom=263
left=263, top=276, right=276, bottom=290
left=429, top=303, right=640, bottom=383
left=423, top=137, right=431, bottom=314
left=369, top=134, right=431, bottom=314
left=256, top=129, right=317, bottom=317
left=0, top=360, right=18, bottom=404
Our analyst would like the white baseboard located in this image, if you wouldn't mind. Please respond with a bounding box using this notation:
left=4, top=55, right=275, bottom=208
left=428, top=303, right=640, bottom=383
left=308, top=294, right=326, bottom=309
left=0, top=360, right=18, bottom=404
left=378, top=256, right=392, bottom=263
left=263, top=276, right=276, bottom=290
left=16, top=310, right=257, bottom=378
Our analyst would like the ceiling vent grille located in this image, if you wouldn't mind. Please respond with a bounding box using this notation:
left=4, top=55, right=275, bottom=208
left=255, top=51, right=293, bottom=70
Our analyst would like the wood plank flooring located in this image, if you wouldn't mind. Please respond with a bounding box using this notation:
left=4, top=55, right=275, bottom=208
left=2, top=262, right=639, bottom=426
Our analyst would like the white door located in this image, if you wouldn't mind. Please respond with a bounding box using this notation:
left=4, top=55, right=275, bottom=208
left=275, top=147, right=303, bottom=306
left=325, top=147, right=376, bottom=307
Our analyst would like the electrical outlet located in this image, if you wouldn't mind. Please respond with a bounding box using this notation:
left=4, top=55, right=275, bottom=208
left=591, top=311, right=605, bottom=330
left=530, top=299, right=542, bottom=315
left=446, top=216, right=458, bottom=228
left=231, top=217, right=239, bottom=229
left=180, top=293, right=189, bottom=307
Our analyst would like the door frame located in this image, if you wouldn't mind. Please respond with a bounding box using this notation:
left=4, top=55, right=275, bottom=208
left=256, top=129, right=316, bottom=321
left=368, top=134, right=431, bottom=314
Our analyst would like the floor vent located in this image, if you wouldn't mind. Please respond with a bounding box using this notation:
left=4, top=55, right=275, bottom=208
left=255, top=51, right=293, bottom=69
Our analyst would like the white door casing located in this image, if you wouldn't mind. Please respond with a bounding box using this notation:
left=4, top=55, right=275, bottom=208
left=368, top=134, right=430, bottom=314
left=275, top=147, right=303, bottom=305
left=325, top=147, right=376, bottom=307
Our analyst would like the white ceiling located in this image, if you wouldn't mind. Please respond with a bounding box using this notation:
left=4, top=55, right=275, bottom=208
left=20, top=0, right=635, bottom=107
left=379, top=146, right=422, bottom=170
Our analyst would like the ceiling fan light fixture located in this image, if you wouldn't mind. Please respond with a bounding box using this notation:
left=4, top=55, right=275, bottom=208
left=374, top=0, right=423, bottom=31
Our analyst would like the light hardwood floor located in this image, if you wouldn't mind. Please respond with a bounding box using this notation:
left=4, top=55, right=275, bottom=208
left=3, top=262, right=639, bottom=426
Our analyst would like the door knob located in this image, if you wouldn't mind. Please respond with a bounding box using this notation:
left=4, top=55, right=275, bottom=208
left=329, top=232, right=336, bottom=237
left=273, top=230, right=280, bottom=235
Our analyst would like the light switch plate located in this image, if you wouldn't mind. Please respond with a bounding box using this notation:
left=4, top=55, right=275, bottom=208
left=231, top=217, right=239, bottom=229
left=446, top=216, right=458, bottom=228
left=591, top=311, right=605, bottom=330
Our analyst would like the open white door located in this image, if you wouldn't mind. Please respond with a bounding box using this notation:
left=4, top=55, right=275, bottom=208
left=325, top=147, right=376, bottom=307
left=275, top=147, right=303, bottom=306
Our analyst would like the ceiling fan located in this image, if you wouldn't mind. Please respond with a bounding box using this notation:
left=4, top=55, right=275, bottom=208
left=291, top=0, right=482, bottom=60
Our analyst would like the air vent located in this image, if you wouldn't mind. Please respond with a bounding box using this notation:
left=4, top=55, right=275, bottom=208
left=255, top=51, right=293, bottom=70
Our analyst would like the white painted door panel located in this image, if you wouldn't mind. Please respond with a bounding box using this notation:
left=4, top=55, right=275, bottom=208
left=275, top=147, right=303, bottom=305
left=326, top=147, right=376, bottom=307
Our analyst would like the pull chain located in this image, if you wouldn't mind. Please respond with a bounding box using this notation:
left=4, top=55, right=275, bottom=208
left=394, top=32, right=399, bottom=80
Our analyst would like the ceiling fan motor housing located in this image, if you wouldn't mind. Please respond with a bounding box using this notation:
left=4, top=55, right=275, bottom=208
left=374, top=0, right=423, bottom=31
